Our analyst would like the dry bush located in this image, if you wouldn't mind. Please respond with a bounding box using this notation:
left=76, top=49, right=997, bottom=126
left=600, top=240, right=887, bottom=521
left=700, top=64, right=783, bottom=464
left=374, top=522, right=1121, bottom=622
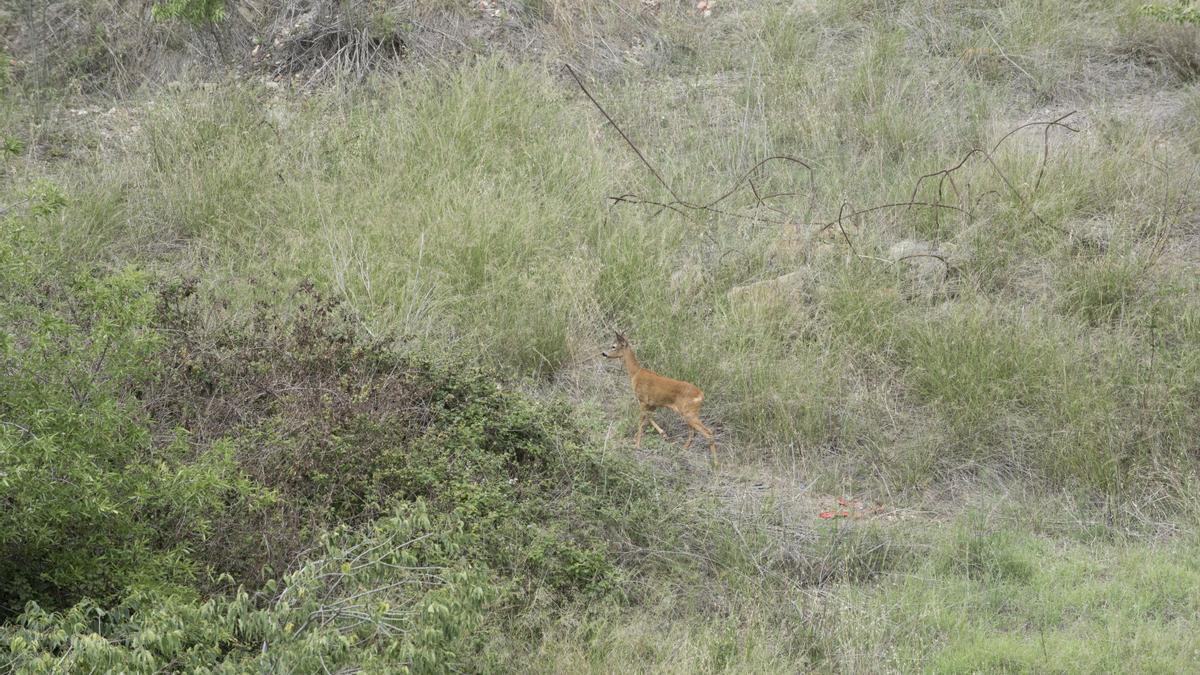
left=146, top=278, right=443, bottom=583
left=1113, top=18, right=1200, bottom=83
left=5, top=0, right=675, bottom=91
left=4, top=0, right=216, bottom=95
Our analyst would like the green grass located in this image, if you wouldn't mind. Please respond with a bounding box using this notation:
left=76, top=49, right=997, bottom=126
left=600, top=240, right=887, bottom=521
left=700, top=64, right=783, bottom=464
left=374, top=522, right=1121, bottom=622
left=21, top=50, right=1198, bottom=494
left=498, top=503, right=1200, bottom=673
left=4, top=0, right=1200, bottom=671
left=822, top=516, right=1200, bottom=673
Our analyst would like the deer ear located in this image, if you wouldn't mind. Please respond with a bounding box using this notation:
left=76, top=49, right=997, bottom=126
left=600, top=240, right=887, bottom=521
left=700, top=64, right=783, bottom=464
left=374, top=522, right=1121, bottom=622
left=614, top=332, right=626, bottom=344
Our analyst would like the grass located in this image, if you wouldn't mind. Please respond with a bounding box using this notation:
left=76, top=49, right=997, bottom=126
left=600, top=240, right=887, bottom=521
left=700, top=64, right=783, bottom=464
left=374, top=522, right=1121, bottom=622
left=824, top=516, right=1200, bottom=673
left=19, top=53, right=1198, bottom=493
left=506, top=502, right=1200, bottom=673
left=4, top=0, right=1200, bottom=671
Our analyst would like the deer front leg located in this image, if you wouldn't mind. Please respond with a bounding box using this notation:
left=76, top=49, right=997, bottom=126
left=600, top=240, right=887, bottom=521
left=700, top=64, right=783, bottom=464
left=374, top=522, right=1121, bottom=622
left=648, top=418, right=667, bottom=439
left=637, top=405, right=664, bottom=447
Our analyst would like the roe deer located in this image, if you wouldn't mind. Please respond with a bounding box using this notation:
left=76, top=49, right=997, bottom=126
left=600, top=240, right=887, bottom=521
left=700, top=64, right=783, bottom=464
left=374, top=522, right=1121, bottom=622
left=602, top=332, right=717, bottom=466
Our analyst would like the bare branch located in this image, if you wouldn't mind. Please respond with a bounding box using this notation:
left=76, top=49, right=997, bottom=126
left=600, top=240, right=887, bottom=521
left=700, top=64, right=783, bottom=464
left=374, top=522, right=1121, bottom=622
left=572, top=67, right=1081, bottom=258
left=565, top=64, right=680, bottom=203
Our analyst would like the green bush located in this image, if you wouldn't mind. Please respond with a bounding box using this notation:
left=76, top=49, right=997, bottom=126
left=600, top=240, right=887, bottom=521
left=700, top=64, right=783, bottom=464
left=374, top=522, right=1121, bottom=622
left=0, top=229, right=262, bottom=615
left=1139, top=1, right=1200, bottom=25
left=151, top=0, right=226, bottom=25
left=1, top=502, right=492, bottom=674
left=1, top=210, right=718, bottom=663
left=146, top=278, right=640, bottom=599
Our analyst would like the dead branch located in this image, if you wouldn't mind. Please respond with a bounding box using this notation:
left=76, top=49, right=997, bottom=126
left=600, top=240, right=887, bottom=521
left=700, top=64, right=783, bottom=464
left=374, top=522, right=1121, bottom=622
left=567, top=64, right=817, bottom=230
left=703, top=155, right=818, bottom=221
left=895, top=252, right=951, bottom=268
left=570, top=63, right=1081, bottom=264
left=564, top=64, right=680, bottom=203
left=989, top=111, right=1078, bottom=156
left=817, top=202, right=968, bottom=235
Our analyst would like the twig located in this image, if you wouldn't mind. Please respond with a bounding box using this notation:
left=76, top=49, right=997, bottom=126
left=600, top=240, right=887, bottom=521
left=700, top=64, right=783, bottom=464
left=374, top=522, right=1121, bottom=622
left=0, top=197, right=32, bottom=216
left=564, top=64, right=680, bottom=203
left=895, top=252, right=951, bottom=268
left=574, top=68, right=1081, bottom=258
left=607, top=193, right=797, bottom=227
left=834, top=202, right=858, bottom=256
left=568, top=63, right=816, bottom=230
left=989, top=111, right=1078, bottom=156
left=702, top=155, right=818, bottom=220
left=815, top=202, right=968, bottom=237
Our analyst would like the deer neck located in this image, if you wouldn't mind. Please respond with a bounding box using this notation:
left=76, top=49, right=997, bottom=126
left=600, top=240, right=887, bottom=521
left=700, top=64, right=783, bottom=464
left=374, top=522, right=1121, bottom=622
left=621, top=350, right=642, bottom=379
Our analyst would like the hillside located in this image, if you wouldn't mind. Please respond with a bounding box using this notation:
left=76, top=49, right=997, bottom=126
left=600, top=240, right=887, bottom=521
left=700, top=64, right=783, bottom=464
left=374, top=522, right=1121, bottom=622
left=3, top=1, right=1200, bottom=672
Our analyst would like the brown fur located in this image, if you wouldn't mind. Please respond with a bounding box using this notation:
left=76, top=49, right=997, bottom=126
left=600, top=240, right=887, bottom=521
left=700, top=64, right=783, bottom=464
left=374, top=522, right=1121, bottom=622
left=602, top=332, right=717, bottom=466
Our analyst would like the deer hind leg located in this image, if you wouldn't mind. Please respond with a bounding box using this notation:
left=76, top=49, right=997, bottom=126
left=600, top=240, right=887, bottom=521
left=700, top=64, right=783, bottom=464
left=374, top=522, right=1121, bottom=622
left=681, top=412, right=717, bottom=466
left=674, top=408, right=697, bottom=450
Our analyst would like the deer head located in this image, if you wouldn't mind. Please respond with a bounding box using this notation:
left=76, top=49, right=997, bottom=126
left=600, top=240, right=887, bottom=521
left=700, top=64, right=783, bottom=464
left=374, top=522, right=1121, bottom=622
left=601, top=332, right=629, bottom=359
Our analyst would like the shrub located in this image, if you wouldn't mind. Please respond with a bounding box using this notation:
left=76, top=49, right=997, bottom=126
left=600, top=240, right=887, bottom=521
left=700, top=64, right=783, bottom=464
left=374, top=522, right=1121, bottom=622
left=3, top=191, right=717, bottom=621
left=146, top=278, right=639, bottom=599
left=0, top=230, right=261, bottom=616
left=1, top=211, right=726, bottom=665
left=1139, top=1, right=1200, bottom=26
left=0, top=502, right=493, bottom=674
left=151, top=0, right=227, bottom=26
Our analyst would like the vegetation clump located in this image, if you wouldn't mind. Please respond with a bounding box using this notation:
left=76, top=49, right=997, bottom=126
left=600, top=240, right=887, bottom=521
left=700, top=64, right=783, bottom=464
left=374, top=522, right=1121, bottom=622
left=4, top=0, right=1200, bottom=671
left=1, top=229, right=713, bottom=671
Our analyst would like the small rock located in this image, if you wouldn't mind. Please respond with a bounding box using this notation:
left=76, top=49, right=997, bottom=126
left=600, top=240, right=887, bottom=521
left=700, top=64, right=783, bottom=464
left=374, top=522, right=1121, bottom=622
left=670, top=263, right=703, bottom=294
left=727, top=268, right=816, bottom=307
left=889, top=240, right=949, bottom=287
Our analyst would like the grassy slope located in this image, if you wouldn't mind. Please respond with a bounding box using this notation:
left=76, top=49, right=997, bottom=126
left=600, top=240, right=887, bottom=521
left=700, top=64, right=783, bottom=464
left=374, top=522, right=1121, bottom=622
left=532, top=532, right=1200, bottom=673
left=4, top=0, right=1200, bottom=671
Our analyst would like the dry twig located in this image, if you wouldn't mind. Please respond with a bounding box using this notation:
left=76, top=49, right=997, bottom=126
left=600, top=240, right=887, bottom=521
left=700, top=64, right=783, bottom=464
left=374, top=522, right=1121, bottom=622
left=568, top=64, right=1080, bottom=266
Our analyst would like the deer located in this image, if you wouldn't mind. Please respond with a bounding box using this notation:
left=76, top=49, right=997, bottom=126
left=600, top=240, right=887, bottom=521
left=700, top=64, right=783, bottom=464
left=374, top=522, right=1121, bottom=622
left=601, top=332, right=717, bottom=466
